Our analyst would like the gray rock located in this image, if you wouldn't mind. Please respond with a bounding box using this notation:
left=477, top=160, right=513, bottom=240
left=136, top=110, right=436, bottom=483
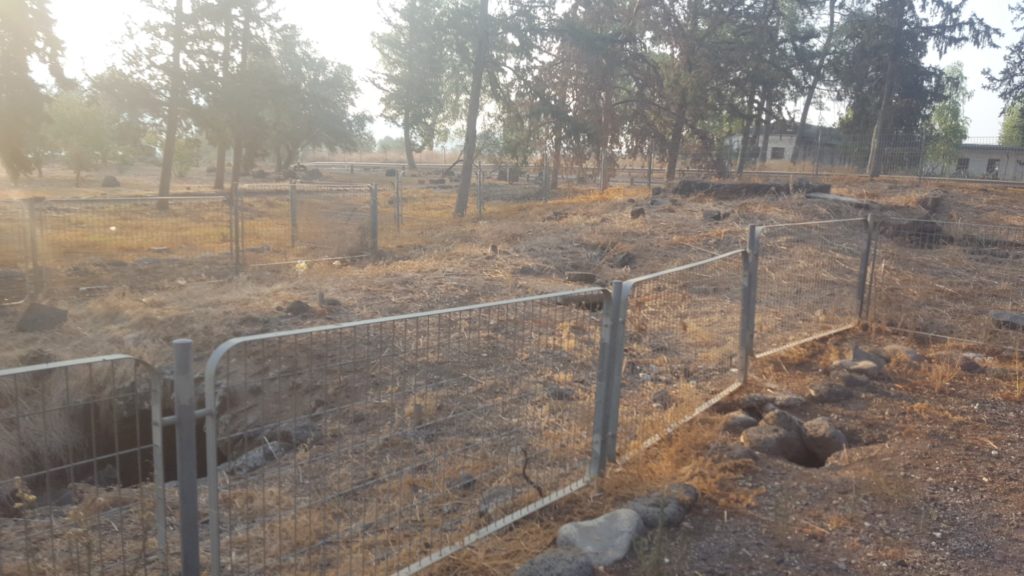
left=761, top=409, right=804, bottom=436
left=959, top=355, right=985, bottom=374
left=808, top=380, right=854, bottom=403
left=991, top=311, right=1024, bottom=332
left=707, top=442, right=759, bottom=461
left=770, top=392, right=807, bottom=409
left=722, top=411, right=759, bottom=435
left=557, top=508, right=644, bottom=567
left=515, top=550, right=594, bottom=576
left=547, top=386, right=577, bottom=401
left=703, top=209, right=730, bottom=221
left=665, top=483, right=700, bottom=510
left=833, top=370, right=870, bottom=388
left=612, top=252, right=637, bottom=268
left=740, top=424, right=808, bottom=464
left=802, top=417, right=847, bottom=463
left=853, top=344, right=889, bottom=367
left=628, top=494, right=686, bottom=529
left=224, top=441, right=290, bottom=475
left=101, top=175, right=120, bottom=188
left=882, top=344, right=925, bottom=364
left=284, top=300, right=311, bottom=315
left=630, top=207, right=646, bottom=219
left=831, top=359, right=880, bottom=378
left=16, top=303, right=68, bottom=332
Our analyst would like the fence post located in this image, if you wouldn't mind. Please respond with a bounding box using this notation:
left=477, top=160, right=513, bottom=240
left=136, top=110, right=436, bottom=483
left=369, top=184, right=379, bottom=253
left=590, top=281, right=627, bottom=477
left=25, top=198, right=42, bottom=298
left=289, top=180, right=298, bottom=248
left=150, top=373, right=167, bottom=568
left=738, top=226, right=761, bottom=382
left=477, top=162, right=484, bottom=217
left=230, top=185, right=242, bottom=273
left=395, top=171, right=402, bottom=233
left=173, top=339, right=201, bottom=576
left=918, top=135, right=928, bottom=182
left=856, top=215, right=875, bottom=320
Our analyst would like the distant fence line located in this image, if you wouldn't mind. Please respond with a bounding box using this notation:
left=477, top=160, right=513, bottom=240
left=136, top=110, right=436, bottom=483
left=4, top=216, right=1021, bottom=574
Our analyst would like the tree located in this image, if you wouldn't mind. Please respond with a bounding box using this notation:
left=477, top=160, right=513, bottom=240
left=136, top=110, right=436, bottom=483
left=999, top=104, right=1024, bottom=147
left=47, top=90, right=112, bottom=186
left=984, top=3, right=1024, bottom=112
left=454, top=0, right=490, bottom=217
left=925, top=62, right=970, bottom=173
left=173, top=134, right=203, bottom=177
left=0, top=0, right=66, bottom=183
left=373, top=0, right=464, bottom=169
left=854, top=0, right=995, bottom=177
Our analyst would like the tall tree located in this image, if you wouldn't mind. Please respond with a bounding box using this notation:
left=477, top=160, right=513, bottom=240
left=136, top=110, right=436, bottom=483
left=0, top=0, right=66, bottom=183
left=46, top=90, right=113, bottom=186
left=791, top=0, right=839, bottom=164
left=985, top=3, right=1024, bottom=125
left=925, top=62, right=970, bottom=173
left=454, top=0, right=490, bottom=217
left=159, top=0, right=185, bottom=202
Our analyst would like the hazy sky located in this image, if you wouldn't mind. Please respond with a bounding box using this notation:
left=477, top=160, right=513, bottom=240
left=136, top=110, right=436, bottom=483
left=48, top=0, right=1016, bottom=138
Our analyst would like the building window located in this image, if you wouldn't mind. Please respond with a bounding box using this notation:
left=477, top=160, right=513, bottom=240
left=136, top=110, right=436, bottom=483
left=770, top=147, right=786, bottom=160
left=956, top=158, right=969, bottom=173
left=987, top=159, right=1001, bottom=175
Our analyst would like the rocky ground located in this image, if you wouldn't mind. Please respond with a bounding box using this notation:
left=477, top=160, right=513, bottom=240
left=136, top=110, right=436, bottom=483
left=509, top=334, right=1024, bottom=576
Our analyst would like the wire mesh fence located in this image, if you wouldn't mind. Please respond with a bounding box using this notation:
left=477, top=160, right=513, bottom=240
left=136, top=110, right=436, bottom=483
left=870, top=219, right=1024, bottom=349
left=615, top=252, right=745, bottom=459
left=35, top=196, right=235, bottom=294
left=0, top=202, right=31, bottom=305
left=201, top=290, right=607, bottom=575
left=0, top=355, right=169, bottom=576
left=752, top=219, right=870, bottom=358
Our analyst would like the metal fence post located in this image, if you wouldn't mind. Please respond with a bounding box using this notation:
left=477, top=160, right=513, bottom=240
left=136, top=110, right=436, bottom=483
left=289, top=180, right=298, bottom=248
left=369, top=184, right=379, bottom=253
left=25, top=198, right=42, bottom=297
left=856, top=214, right=875, bottom=320
left=395, top=171, right=402, bottom=233
left=605, top=282, right=628, bottom=462
left=738, top=226, right=761, bottom=382
left=173, top=339, right=201, bottom=576
left=230, top=185, right=242, bottom=272
left=150, top=373, right=167, bottom=568
left=590, top=282, right=627, bottom=477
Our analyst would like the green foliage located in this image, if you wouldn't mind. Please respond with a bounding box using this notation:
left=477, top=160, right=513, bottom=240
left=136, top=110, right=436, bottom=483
left=46, top=90, right=113, bottom=185
left=984, top=3, right=1024, bottom=111
left=173, top=135, right=203, bottom=177
left=999, top=104, right=1024, bottom=147
left=926, top=62, right=971, bottom=171
left=0, top=0, right=66, bottom=183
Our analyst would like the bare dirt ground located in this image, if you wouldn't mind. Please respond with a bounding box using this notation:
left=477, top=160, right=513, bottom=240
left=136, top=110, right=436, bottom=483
left=2, top=167, right=1024, bottom=575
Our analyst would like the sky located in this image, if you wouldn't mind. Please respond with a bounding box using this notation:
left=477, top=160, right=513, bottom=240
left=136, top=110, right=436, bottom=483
left=47, top=0, right=1017, bottom=139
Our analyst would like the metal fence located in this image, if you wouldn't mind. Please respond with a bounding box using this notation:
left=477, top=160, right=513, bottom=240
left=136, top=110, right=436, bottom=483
left=870, top=219, right=1024, bottom=349
left=201, top=290, right=607, bottom=575
left=12, top=215, right=1022, bottom=574
left=0, top=355, right=169, bottom=576
left=1, top=184, right=380, bottom=297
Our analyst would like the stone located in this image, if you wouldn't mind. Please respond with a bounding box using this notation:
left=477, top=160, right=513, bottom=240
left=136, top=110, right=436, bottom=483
left=101, top=175, right=121, bottom=188
left=651, top=389, right=673, bottom=410
left=224, top=441, right=290, bottom=475
left=565, top=271, right=598, bottom=284
left=627, top=494, right=686, bottom=530
left=611, top=252, right=637, bottom=269
left=853, top=344, right=889, bottom=367
left=707, top=442, right=758, bottom=462
left=740, top=424, right=808, bottom=464
left=721, top=411, right=759, bottom=435
left=664, top=483, right=699, bottom=510
left=16, top=303, right=68, bottom=332
left=991, top=311, right=1024, bottom=332
left=958, top=355, right=985, bottom=374
left=831, top=359, right=881, bottom=378
left=515, top=550, right=595, bottom=576
left=284, top=300, right=312, bottom=315
left=761, top=409, right=804, bottom=436
left=882, top=344, right=925, bottom=364
left=557, top=508, right=644, bottom=567
left=547, top=386, right=577, bottom=401
left=808, top=380, right=854, bottom=403
left=702, top=209, right=729, bottom=221
left=834, top=370, right=870, bottom=388
left=770, top=392, right=806, bottom=409
left=802, top=417, right=847, bottom=463
left=630, top=207, right=646, bottom=219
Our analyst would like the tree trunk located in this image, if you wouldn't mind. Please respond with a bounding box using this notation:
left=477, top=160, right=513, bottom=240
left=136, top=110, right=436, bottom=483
left=402, top=120, right=417, bottom=169
left=759, top=93, right=773, bottom=164
left=214, top=144, right=227, bottom=189
left=791, top=0, right=837, bottom=164
left=736, top=98, right=754, bottom=175
left=665, top=92, right=687, bottom=182
left=157, top=0, right=185, bottom=209
left=866, top=53, right=896, bottom=178
left=455, top=0, right=489, bottom=217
